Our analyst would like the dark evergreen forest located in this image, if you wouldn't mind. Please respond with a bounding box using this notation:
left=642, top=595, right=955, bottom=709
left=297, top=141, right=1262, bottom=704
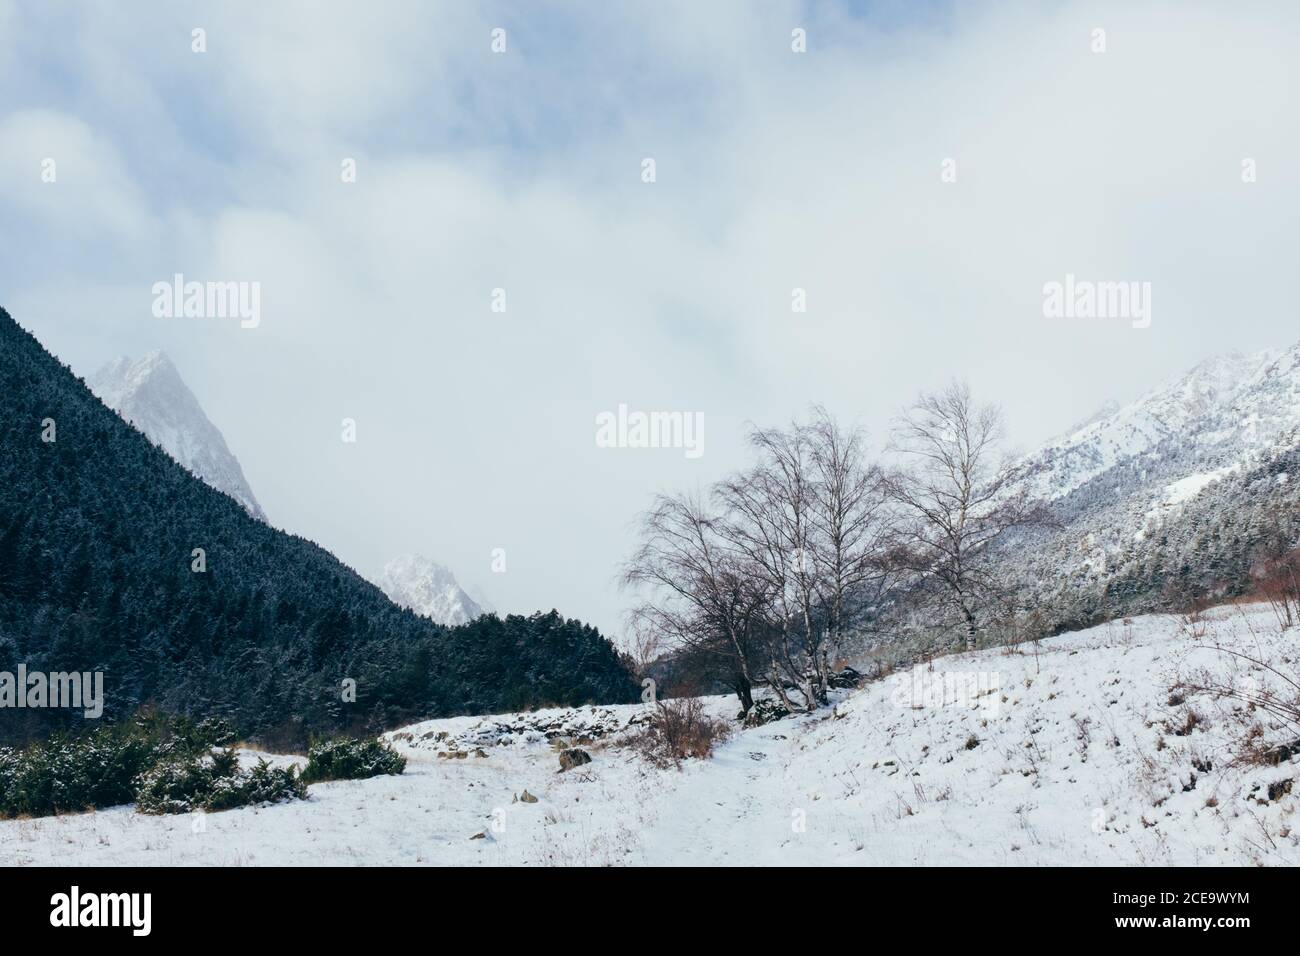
left=0, top=307, right=637, bottom=746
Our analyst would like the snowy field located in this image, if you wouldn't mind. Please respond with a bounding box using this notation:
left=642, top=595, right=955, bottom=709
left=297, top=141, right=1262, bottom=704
left=3, top=605, right=1298, bottom=866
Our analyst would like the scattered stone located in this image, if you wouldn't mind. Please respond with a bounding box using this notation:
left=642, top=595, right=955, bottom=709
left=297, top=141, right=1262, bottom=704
left=473, top=748, right=488, bottom=758
left=742, top=698, right=790, bottom=728
left=1262, top=738, right=1300, bottom=766
left=410, top=707, right=642, bottom=753
left=829, top=666, right=865, bottom=689
left=518, top=789, right=539, bottom=804
left=558, top=748, right=592, bottom=772
left=469, top=831, right=487, bottom=840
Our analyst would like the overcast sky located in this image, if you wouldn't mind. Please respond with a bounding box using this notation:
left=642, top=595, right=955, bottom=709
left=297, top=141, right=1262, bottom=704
left=2, top=1, right=1297, bottom=639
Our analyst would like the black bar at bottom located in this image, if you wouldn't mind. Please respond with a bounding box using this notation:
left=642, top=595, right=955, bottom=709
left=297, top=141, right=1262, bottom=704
left=0, top=867, right=1272, bottom=941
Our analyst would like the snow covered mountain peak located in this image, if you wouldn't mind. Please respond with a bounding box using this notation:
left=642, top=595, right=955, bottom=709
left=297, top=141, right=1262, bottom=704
left=91, top=350, right=174, bottom=406
left=995, top=338, right=1300, bottom=630
left=88, top=351, right=266, bottom=521
left=1008, top=342, right=1300, bottom=504
left=1170, top=348, right=1280, bottom=415
left=378, top=554, right=484, bottom=626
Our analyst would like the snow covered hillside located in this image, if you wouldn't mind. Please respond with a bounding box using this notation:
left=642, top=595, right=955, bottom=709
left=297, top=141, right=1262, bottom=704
left=3, top=606, right=1296, bottom=866
left=994, top=344, right=1300, bottom=629
left=1007, top=346, right=1300, bottom=505
left=89, top=351, right=266, bottom=520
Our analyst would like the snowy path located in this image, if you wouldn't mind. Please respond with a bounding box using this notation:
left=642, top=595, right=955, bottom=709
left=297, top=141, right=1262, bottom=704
left=640, top=722, right=805, bottom=866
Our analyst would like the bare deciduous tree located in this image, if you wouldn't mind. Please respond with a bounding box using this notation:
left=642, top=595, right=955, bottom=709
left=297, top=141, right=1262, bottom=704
left=624, top=409, right=894, bottom=713
left=717, top=424, right=822, bottom=709
left=621, top=491, right=769, bottom=713
left=886, top=382, right=1045, bottom=651
left=807, top=406, right=895, bottom=657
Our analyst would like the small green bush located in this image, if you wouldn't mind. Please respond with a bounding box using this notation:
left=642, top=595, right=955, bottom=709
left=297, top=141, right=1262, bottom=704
left=301, top=736, right=406, bottom=783
left=134, top=752, right=228, bottom=815
left=0, top=715, right=300, bottom=819
left=0, top=723, right=158, bottom=817
left=236, top=758, right=309, bottom=807
left=136, top=749, right=306, bottom=814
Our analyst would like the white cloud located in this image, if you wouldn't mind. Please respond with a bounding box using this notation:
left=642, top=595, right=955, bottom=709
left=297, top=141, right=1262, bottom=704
left=0, top=110, right=152, bottom=239
left=3, top=1, right=1298, bottom=637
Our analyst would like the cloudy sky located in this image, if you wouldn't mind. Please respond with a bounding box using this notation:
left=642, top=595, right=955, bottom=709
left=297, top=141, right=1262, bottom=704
left=1, top=1, right=1297, bottom=638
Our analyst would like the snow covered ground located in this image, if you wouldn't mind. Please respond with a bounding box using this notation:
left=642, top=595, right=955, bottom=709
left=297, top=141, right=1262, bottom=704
left=3, top=605, right=1297, bottom=866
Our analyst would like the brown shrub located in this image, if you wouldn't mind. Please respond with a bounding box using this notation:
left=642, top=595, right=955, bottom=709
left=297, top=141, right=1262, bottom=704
left=627, top=698, right=732, bottom=769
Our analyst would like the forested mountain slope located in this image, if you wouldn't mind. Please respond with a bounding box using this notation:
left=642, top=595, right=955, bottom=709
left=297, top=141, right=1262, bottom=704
left=0, top=307, right=635, bottom=745
left=998, top=346, right=1300, bottom=632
